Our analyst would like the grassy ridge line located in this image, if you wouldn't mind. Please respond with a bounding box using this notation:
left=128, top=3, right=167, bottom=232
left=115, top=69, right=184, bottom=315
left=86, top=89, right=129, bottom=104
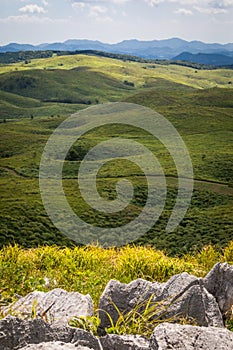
left=0, top=53, right=232, bottom=119
left=0, top=53, right=233, bottom=89
left=1, top=243, right=233, bottom=308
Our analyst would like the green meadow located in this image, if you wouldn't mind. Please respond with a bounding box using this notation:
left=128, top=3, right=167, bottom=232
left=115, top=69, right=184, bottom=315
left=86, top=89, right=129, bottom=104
left=0, top=52, right=232, bottom=255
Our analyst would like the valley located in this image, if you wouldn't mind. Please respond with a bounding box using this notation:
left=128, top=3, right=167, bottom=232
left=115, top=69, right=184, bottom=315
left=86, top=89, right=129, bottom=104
left=0, top=52, right=232, bottom=255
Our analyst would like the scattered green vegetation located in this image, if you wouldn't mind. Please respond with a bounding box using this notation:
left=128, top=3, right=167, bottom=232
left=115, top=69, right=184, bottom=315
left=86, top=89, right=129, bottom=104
left=0, top=243, right=232, bottom=308
left=1, top=244, right=232, bottom=334
left=0, top=53, right=232, bottom=254
left=70, top=295, right=197, bottom=337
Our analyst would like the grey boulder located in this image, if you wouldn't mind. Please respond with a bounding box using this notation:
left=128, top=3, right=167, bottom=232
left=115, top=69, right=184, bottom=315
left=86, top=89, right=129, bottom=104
left=204, top=262, right=233, bottom=316
left=98, top=272, right=223, bottom=332
left=19, top=343, right=93, bottom=350
left=150, top=322, right=233, bottom=350
left=100, top=334, right=150, bottom=350
left=2, top=288, right=93, bottom=325
left=0, top=316, right=101, bottom=350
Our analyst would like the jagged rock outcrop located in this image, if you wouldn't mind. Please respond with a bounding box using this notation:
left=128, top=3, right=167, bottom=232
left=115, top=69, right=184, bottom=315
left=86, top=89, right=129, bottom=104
left=100, top=334, right=150, bottom=349
left=1, top=263, right=233, bottom=350
left=150, top=322, right=233, bottom=350
left=2, top=288, right=93, bottom=325
left=98, top=272, right=224, bottom=332
left=204, top=262, right=233, bottom=316
left=19, top=343, right=93, bottom=350
left=1, top=317, right=233, bottom=350
left=0, top=316, right=101, bottom=350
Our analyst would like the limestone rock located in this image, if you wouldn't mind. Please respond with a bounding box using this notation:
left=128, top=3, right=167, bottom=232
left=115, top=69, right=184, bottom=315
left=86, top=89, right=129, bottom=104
left=204, top=262, right=233, bottom=315
left=2, top=288, right=94, bottom=325
left=164, top=284, right=223, bottom=327
left=0, top=316, right=100, bottom=350
left=98, top=273, right=223, bottom=332
left=157, top=272, right=198, bottom=299
left=150, top=322, right=233, bottom=350
left=100, top=334, right=150, bottom=350
left=19, top=343, right=92, bottom=350
left=71, top=328, right=101, bottom=349
left=98, top=278, right=163, bottom=332
left=0, top=316, right=64, bottom=350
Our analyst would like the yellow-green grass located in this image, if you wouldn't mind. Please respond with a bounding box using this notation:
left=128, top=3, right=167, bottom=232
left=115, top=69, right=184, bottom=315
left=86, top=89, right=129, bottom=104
left=0, top=243, right=232, bottom=309
left=0, top=54, right=232, bottom=121
left=0, top=102, right=232, bottom=253
left=0, top=54, right=232, bottom=253
left=0, top=54, right=233, bottom=89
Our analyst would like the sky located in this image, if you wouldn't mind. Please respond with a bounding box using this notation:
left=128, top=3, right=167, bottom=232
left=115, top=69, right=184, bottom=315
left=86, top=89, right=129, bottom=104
left=0, top=0, right=233, bottom=45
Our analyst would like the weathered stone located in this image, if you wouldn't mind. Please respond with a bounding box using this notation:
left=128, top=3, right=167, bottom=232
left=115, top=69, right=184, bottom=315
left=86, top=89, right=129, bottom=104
left=2, top=288, right=94, bottom=325
left=19, top=343, right=93, bottom=350
left=164, top=284, right=223, bottom=327
left=98, top=273, right=223, bottom=332
left=0, top=316, right=100, bottom=350
left=0, top=316, right=63, bottom=350
left=98, top=278, right=163, bottom=332
left=204, top=262, right=233, bottom=315
left=150, top=322, right=233, bottom=350
left=157, top=272, right=198, bottom=299
left=100, top=334, right=150, bottom=350
left=71, top=328, right=102, bottom=349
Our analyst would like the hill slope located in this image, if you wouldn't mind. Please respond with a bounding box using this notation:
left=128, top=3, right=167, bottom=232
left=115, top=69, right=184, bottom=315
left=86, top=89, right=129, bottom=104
left=0, top=54, right=232, bottom=253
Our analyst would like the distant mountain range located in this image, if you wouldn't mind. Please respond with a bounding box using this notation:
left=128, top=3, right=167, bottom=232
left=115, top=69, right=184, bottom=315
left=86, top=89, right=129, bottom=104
left=173, top=52, right=233, bottom=66
left=1, top=38, right=233, bottom=66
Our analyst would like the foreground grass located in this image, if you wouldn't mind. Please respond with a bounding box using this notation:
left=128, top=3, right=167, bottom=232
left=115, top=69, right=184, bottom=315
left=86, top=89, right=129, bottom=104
left=1, top=243, right=233, bottom=309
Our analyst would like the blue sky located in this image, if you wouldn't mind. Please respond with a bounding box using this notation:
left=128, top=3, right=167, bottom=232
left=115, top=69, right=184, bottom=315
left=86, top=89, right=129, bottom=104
left=0, top=0, right=233, bottom=45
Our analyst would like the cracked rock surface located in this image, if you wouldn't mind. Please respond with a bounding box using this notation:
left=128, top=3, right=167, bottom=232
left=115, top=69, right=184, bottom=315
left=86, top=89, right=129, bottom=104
left=2, top=288, right=93, bottom=326
left=98, top=271, right=224, bottom=331
left=0, top=316, right=101, bottom=350
left=1, top=263, right=233, bottom=350
left=19, top=343, right=93, bottom=350
left=150, top=322, right=233, bottom=350
left=204, top=262, right=233, bottom=315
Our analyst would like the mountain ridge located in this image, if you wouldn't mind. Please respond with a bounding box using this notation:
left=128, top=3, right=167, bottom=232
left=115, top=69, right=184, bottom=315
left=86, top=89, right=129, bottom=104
left=1, top=38, right=233, bottom=60
left=173, top=52, right=233, bottom=66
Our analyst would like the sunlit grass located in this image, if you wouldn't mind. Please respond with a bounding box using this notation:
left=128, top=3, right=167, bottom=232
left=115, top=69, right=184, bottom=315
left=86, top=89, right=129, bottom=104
left=0, top=54, right=232, bottom=89
left=0, top=243, right=231, bottom=308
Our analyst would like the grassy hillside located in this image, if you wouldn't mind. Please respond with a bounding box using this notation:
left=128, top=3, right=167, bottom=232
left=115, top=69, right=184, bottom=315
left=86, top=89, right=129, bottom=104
left=0, top=53, right=232, bottom=254
left=0, top=53, right=232, bottom=120
left=1, top=243, right=233, bottom=308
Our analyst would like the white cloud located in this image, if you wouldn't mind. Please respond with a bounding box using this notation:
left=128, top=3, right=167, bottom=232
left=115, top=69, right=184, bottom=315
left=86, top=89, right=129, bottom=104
left=143, top=0, right=232, bottom=13
left=144, top=0, right=199, bottom=6
left=71, top=0, right=129, bottom=4
left=88, top=5, right=113, bottom=22
left=144, top=0, right=233, bottom=6
left=0, top=15, right=66, bottom=24
left=145, top=0, right=164, bottom=6
left=111, top=0, right=129, bottom=3
left=89, top=5, right=107, bottom=15
left=209, top=0, right=233, bottom=8
left=175, top=8, right=193, bottom=15
left=72, top=2, right=86, bottom=9
left=195, top=6, right=227, bottom=14
left=19, top=4, right=47, bottom=14
left=71, top=2, right=114, bottom=20
left=42, top=0, right=49, bottom=6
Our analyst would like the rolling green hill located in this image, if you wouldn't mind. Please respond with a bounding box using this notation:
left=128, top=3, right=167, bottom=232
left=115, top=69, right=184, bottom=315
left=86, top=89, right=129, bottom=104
left=0, top=53, right=232, bottom=254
